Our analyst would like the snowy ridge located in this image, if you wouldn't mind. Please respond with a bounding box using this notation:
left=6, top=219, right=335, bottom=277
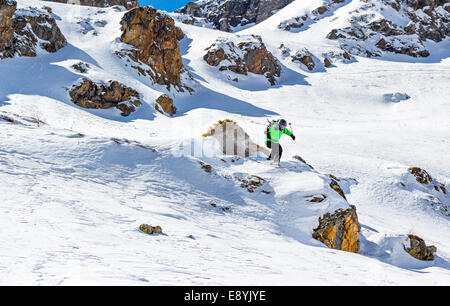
left=0, top=0, right=449, bottom=285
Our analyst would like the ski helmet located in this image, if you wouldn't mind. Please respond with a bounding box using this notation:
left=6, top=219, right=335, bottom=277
left=279, top=119, right=287, bottom=129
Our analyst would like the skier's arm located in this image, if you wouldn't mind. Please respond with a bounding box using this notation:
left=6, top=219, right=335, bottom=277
left=283, top=128, right=293, bottom=136
left=284, top=128, right=295, bottom=140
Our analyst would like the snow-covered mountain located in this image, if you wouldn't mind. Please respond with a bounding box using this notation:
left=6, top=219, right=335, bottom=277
left=176, top=0, right=295, bottom=32
left=0, top=0, right=449, bottom=285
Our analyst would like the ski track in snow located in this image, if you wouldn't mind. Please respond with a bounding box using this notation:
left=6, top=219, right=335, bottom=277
left=0, top=0, right=449, bottom=285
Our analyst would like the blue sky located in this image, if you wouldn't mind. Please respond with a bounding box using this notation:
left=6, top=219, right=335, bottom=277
left=138, top=0, right=193, bottom=12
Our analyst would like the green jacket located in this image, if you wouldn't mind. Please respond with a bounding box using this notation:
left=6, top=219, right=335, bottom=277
left=266, top=125, right=293, bottom=143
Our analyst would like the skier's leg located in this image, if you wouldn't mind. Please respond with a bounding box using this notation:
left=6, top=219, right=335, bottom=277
left=272, top=143, right=281, bottom=163
left=266, top=141, right=272, bottom=160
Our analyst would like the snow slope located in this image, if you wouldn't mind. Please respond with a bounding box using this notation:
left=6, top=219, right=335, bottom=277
left=0, top=0, right=449, bottom=285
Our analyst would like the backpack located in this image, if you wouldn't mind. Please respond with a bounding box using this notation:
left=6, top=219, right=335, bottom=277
left=266, top=120, right=278, bottom=139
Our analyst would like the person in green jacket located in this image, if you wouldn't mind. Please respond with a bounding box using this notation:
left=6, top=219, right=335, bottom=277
left=266, top=119, right=295, bottom=165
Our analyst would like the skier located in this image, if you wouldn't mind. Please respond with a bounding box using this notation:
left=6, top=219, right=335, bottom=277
left=266, top=119, right=295, bottom=166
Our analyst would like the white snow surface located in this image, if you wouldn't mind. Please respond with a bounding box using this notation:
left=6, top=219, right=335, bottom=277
left=0, top=0, right=449, bottom=285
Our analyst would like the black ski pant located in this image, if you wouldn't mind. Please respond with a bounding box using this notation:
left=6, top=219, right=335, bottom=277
left=266, top=141, right=282, bottom=163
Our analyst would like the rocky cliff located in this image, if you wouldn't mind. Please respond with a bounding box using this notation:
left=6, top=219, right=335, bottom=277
left=325, top=0, right=450, bottom=57
left=203, top=35, right=282, bottom=85
left=0, top=1, right=67, bottom=58
left=118, top=7, right=192, bottom=92
left=176, top=0, right=294, bottom=32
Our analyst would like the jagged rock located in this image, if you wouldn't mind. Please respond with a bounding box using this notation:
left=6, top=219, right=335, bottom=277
left=235, top=175, right=265, bottom=193
left=155, top=94, right=176, bottom=116
left=0, top=0, right=16, bottom=57
left=400, top=167, right=449, bottom=216
left=177, top=2, right=202, bottom=17
left=1, top=3, right=67, bottom=58
left=204, top=35, right=281, bottom=85
left=312, top=205, right=361, bottom=253
left=0, top=114, right=14, bottom=123
left=325, top=0, right=449, bottom=58
left=408, top=167, right=446, bottom=194
left=69, top=78, right=142, bottom=116
left=291, top=49, right=316, bottom=71
left=139, top=224, right=162, bottom=235
left=118, top=7, right=191, bottom=92
left=404, top=234, right=437, bottom=260
left=329, top=175, right=347, bottom=200
left=71, top=61, right=90, bottom=73
left=41, top=0, right=139, bottom=10
left=278, top=0, right=346, bottom=32
left=202, top=119, right=270, bottom=158
left=177, top=0, right=294, bottom=32
left=199, top=162, right=212, bottom=173
left=306, top=194, right=327, bottom=203
left=293, top=155, right=314, bottom=170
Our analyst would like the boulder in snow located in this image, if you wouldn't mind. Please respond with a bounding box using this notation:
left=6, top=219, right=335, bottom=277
left=312, top=205, right=361, bottom=253
left=204, top=35, right=282, bottom=85
left=403, top=234, right=437, bottom=261
left=69, top=78, right=142, bottom=116
left=155, top=94, right=177, bottom=116
left=398, top=167, right=449, bottom=216
left=139, top=224, right=162, bottom=235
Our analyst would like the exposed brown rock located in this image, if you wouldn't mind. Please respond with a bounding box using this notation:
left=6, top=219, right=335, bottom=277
left=404, top=234, right=437, bottom=261
left=326, top=1, right=448, bottom=58
left=155, top=94, right=177, bottom=116
left=407, top=166, right=447, bottom=195
left=119, top=7, right=190, bottom=92
left=292, top=51, right=315, bottom=71
left=1, top=3, right=67, bottom=58
left=408, top=167, right=433, bottom=185
left=313, top=205, right=361, bottom=253
left=177, top=0, right=294, bottom=32
left=204, top=35, right=281, bottom=85
left=139, top=224, right=162, bottom=235
left=0, top=0, right=16, bottom=57
left=69, top=78, right=142, bottom=116
left=329, top=175, right=347, bottom=200
left=0, top=114, right=14, bottom=123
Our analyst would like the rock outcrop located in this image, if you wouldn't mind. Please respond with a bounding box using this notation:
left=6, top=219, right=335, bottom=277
left=278, top=0, right=344, bottom=32
left=41, top=0, right=139, bottom=10
left=69, top=78, right=142, bottom=116
left=400, top=167, right=449, bottom=216
left=0, top=0, right=15, bottom=56
left=155, top=94, right=177, bottom=116
left=312, top=205, right=361, bottom=253
left=118, top=7, right=192, bottom=92
left=176, top=0, right=294, bottom=32
left=325, top=0, right=449, bottom=58
left=0, top=2, right=67, bottom=58
left=404, top=234, right=437, bottom=261
left=204, top=35, right=282, bottom=85
left=139, top=224, right=162, bottom=235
